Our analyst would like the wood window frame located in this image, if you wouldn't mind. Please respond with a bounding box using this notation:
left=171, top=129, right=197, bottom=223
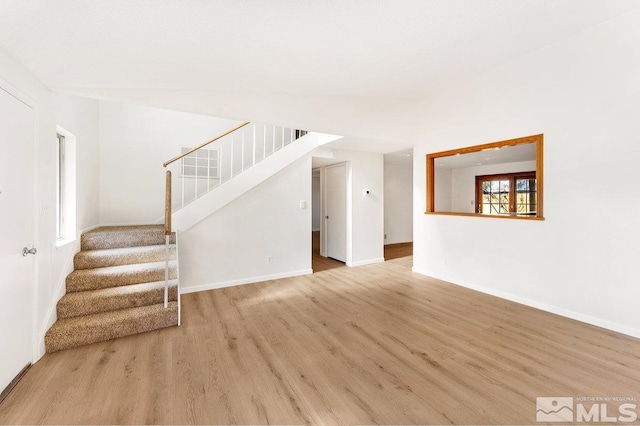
left=475, top=171, right=536, bottom=215
left=426, top=134, right=544, bottom=220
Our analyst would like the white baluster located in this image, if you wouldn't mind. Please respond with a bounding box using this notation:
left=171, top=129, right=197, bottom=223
left=219, top=143, right=223, bottom=184
left=263, top=124, right=267, bottom=160
left=194, top=150, right=198, bottom=201
left=164, top=235, right=169, bottom=308
left=181, top=160, right=185, bottom=208
left=230, top=136, right=234, bottom=178
left=272, top=125, right=276, bottom=154
left=241, top=130, right=245, bottom=172
left=252, top=124, right=256, bottom=167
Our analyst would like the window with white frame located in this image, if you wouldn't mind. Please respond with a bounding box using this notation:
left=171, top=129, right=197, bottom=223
left=56, top=133, right=65, bottom=239
left=56, top=127, right=76, bottom=242
left=180, top=147, right=219, bottom=179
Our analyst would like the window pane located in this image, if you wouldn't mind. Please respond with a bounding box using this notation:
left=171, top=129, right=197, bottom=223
left=481, top=179, right=511, bottom=215
left=515, top=178, right=536, bottom=215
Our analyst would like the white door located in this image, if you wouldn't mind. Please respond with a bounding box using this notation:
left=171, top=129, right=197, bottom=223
left=325, top=163, right=347, bottom=262
left=0, top=86, right=35, bottom=391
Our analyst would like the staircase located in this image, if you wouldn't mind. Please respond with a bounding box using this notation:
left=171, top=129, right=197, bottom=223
left=45, top=225, right=179, bottom=353
left=43, top=124, right=337, bottom=352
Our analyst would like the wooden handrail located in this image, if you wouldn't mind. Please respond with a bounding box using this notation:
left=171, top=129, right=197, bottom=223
left=165, top=170, right=172, bottom=236
left=163, top=121, right=250, bottom=167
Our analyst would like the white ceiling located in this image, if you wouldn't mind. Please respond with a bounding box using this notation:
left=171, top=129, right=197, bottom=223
left=435, top=142, right=536, bottom=169
left=0, top=0, right=637, bottom=151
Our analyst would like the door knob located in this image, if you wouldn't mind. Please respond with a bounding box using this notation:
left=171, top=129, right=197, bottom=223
left=22, top=247, right=37, bottom=256
left=325, top=216, right=329, bottom=219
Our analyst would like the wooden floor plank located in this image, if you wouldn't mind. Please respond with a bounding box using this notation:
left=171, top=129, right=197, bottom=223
left=1, top=246, right=639, bottom=425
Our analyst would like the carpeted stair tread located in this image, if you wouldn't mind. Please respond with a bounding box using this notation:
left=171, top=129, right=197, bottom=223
left=81, top=225, right=175, bottom=250
left=74, top=244, right=176, bottom=270
left=66, top=261, right=177, bottom=293
left=57, top=280, right=179, bottom=319
left=45, top=302, right=178, bottom=353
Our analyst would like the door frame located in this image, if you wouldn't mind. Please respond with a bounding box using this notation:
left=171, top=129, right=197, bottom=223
left=0, top=75, right=39, bottom=367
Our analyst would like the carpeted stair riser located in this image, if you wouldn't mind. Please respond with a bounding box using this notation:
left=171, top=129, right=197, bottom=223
left=74, top=244, right=176, bottom=270
left=45, top=302, right=179, bottom=353
left=81, top=225, right=176, bottom=251
left=57, top=280, right=178, bottom=319
left=66, top=261, right=177, bottom=293
left=45, top=225, right=180, bottom=353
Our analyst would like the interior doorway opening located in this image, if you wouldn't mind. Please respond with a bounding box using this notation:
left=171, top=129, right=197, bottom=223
left=311, top=159, right=348, bottom=273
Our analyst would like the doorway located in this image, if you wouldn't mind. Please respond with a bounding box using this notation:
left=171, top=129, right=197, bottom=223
left=324, top=163, right=347, bottom=262
left=0, top=85, right=36, bottom=394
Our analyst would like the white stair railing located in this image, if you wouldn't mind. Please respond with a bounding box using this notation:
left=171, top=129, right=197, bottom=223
left=161, top=121, right=307, bottom=319
left=163, top=122, right=307, bottom=213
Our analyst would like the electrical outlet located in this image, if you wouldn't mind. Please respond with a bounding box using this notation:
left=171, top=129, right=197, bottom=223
left=267, top=256, right=273, bottom=264
left=384, top=234, right=387, bottom=239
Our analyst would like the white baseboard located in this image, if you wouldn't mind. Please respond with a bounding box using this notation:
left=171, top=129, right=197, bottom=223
left=347, top=257, right=385, bottom=267
left=180, top=269, right=314, bottom=294
left=411, top=266, right=640, bottom=339
left=97, top=221, right=161, bottom=227
left=80, top=224, right=101, bottom=234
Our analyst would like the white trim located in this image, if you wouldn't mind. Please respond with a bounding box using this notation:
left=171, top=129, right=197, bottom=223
left=0, top=75, right=36, bottom=107
left=80, top=224, right=101, bottom=235
left=180, top=269, right=313, bottom=294
left=347, top=257, right=385, bottom=267
left=319, top=166, right=326, bottom=257
left=55, top=237, right=76, bottom=248
left=55, top=126, right=77, bottom=242
left=411, top=266, right=640, bottom=340
left=345, top=162, right=353, bottom=266
left=97, top=221, right=161, bottom=227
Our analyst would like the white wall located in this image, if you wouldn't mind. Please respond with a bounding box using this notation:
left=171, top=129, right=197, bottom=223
left=180, top=156, right=312, bottom=293
left=434, top=167, right=452, bottom=212
left=0, top=48, right=101, bottom=359
left=53, top=93, right=101, bottom=230
left=314, top=148, right=385, bottom=266
left=44, top=93, right=101, bottom=352
left=99, top=101, right=240, bottom=225
left=450, top=160, right=536, bottom=213
left=413, top=9, right=640, bottom=337
left=383, top=158, right=413, bottom=244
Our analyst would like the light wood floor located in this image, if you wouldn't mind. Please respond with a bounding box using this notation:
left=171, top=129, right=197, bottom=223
left=2, top=251, right=640, bottom=425
left=311, top=231, right=345, bottom=273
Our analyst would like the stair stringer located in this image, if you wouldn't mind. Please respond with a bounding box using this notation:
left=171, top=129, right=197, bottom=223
left=172, top=131, right=341, bottom=232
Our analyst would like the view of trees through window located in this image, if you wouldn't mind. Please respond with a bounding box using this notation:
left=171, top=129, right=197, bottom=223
left=476, top=172, right=536, bottom=216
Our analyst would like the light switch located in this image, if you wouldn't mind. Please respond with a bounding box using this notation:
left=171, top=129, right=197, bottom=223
left=300, top=201, right=306, bottom=209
